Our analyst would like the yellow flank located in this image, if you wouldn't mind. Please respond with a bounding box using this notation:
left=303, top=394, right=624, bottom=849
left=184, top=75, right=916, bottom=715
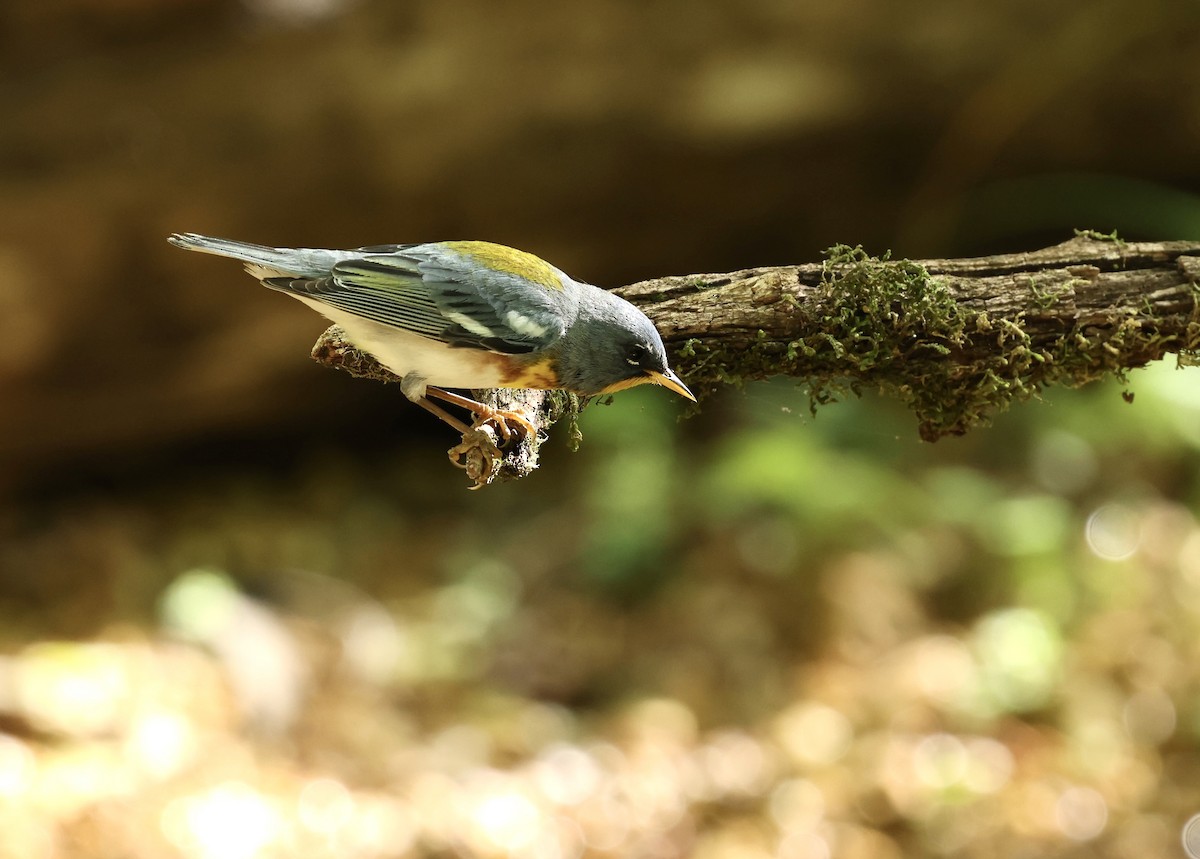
left=443, top=241, right=564, bottom=290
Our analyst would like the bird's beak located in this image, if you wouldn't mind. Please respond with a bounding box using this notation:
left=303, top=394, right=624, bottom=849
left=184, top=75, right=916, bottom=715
left=649, top=368, right=696, bottom=402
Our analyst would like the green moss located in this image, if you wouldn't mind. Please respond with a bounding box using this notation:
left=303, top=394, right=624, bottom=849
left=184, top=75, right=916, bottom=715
left=1180, top=285, right=1200, bottom=368
left=549, top=391, right=585, bottom=451
left=1073, top=227, right=1124, bottom=245
left=1027, top=276, right=1081, bottom=311
left=803, top=245, right=995, bottom=440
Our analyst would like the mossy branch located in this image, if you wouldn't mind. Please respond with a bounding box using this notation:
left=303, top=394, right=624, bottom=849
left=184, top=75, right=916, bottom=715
left=312, top=234, right=1200, bottom=483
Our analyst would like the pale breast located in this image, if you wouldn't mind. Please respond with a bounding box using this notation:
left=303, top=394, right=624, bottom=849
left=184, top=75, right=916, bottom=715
left=296, top=297, right=529, bottom=390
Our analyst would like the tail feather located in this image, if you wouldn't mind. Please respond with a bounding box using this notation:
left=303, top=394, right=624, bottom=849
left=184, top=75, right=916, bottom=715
left=167, top=233, right=345, bottom=279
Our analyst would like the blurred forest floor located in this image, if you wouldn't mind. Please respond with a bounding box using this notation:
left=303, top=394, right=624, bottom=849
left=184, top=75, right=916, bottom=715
left=4, top=369, right=1200, bottom=858
left=3, top=0, right=1200, bottom=857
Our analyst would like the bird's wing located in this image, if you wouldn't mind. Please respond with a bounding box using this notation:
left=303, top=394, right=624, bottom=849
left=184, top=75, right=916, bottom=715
left=264, top=248, right=568, bottom=355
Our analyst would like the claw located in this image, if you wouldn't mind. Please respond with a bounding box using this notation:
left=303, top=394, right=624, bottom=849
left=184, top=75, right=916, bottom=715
left=420, top=387, right=538, bottom=486
left=448, top=425, right=502, bottom=488
left=474, top=407, right=537, bottom=444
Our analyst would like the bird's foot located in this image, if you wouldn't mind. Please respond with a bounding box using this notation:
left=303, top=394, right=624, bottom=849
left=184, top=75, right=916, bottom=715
left=448, top=424, right=502, bottom=490
left=446, top=408, right=536, bottom=489
left=471, top=406, right=537, bottom=443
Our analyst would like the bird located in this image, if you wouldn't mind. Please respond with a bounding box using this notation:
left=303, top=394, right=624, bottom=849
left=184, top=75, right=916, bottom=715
left=168, top=233, right=695, bottom=445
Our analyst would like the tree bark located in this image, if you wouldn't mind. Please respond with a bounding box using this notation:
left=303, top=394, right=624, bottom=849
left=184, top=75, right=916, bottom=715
left=312, top=234, right=1200, bottom=486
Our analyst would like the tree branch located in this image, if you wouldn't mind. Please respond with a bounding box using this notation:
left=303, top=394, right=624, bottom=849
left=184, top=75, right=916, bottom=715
left=312, top=234, right=1200, bottom=485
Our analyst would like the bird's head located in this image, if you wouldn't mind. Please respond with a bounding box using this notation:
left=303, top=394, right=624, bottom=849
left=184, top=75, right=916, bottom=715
left=560, top=288, right=695, bottom=401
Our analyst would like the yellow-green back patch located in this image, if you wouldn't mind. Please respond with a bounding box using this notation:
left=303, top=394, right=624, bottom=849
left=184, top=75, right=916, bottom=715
left=443, top=241, right=563, bottom=290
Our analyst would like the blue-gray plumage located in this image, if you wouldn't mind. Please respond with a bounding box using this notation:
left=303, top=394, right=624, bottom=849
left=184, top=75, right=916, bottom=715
left=168, top=233, right=694, bottom=436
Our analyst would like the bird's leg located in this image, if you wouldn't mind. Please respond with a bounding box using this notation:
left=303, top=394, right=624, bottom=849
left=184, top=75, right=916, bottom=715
left=413, top=397, right=474, bottom=435
left=401, top=374, right=508, bottom=438
left=412, top=395, right=501, bottom=484
left=416, top=387, right=536, bottom=488
left=424, top=387, right=537, bottom=442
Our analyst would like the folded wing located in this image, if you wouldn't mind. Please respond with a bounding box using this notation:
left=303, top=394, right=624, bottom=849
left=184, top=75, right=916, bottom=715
left=264, top=249, right=568, bottom=355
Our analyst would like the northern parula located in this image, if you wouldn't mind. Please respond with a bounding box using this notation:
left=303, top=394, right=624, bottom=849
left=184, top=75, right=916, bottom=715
left=168, top=233, right=694, bottom=437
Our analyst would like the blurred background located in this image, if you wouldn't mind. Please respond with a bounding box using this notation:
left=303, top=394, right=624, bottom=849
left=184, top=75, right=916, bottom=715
left=3, top=0, right=1200, bottom=857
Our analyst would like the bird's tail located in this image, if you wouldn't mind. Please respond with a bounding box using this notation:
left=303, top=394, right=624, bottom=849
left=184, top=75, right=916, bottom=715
left=167, top=233, right=345, bottom=279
